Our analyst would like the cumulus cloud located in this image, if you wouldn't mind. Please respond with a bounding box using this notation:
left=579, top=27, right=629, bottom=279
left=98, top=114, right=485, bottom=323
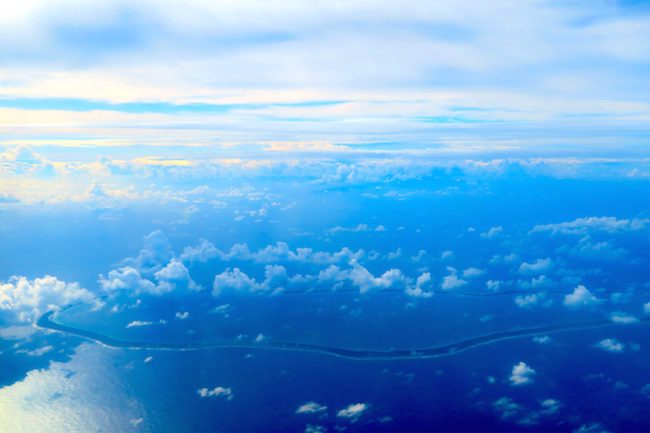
left=125, top=319, right=167, bottom=328
left=197, top=387, right=233, bottom=400
left=329, top=224, right=371, bottom=234
left=179, top=239, right=219, bottom=263
left=514, top=293, right=551, bottom=308
left=510, top=362, right=536, bottom=386
left=336, top=403, right=368, bottom=421
left=494, top=397, right=560, bottom=426
left=405, top=272, right=433, bottom=298
left=573, top=423, right=612, bottom=433
left=531, top=217, right=650, bottom=236
left=462, top=267, right=485, bottom=278
left=212, top=265, right=287, bottom=296
left=440, top=267, right=467, bottom=290
left=314, top=261, right=406, bottom=294
left=99, top=267, right=157, bottom=293
left=594, top=338, right=625, bottom=353
left=493, top=397, right=522, bottom=420
left=202, top=241, right=365, bottom=266
left=643, top=302, right=650, bottom=315
left=563, top=285, right=602, bottom=308
left=0, top=275, right=95, bottom=323
left=100, top=259, right=199, bottom=296
left=153, top=259, right=201, bottom=293
left=518, top=258, right=553, bottom=275
left=609, top=312, right=638, bottom=324
left=122, top=230, right=174, bottom=272
left=481, top=226, right=503, bottom=239
left=296, top=402, right=328, bottom=415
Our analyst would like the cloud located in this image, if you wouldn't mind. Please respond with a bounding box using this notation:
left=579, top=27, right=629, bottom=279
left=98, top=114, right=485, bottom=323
left=314, top=261, right=406, bottom=294
left=405, top=272, right=433, bottom=298
left=530, top=217, right=650, bottom=236
left=462, top=267, right=484, bottom=278
left=125, top=319, right=167, bottom=328
left=573, top=423, right=612, bottom=433
left=347, top=262, right=405, bottom=293
left=329, top=224, right=371, bottom=233
left=481, top=226, right=503, bottom=239
left=510, top=361, right=536, bottom=386
left=197, top=386, right=233, bottom=400
left=122, top=230, right=174, bottom=272
left=179, top=239, right=219, bottom=263
left=609, top=312, right=638, bottom=324
left=198, top=241, right=365, bottom=266
left=440, top=267, right=467, bottom=290
left=644, top=302, right=650, bottom=315
left=494, top=397, right=561, bottom=426
left=336, top=403, right=368, bottom=421
left=493, top=397, right=522, bottom=420
left=0, top=275, right=96, bottom=323
left=296, top=402, right=328, bottom=415
left=518, top=258, right=553, bottom=275
left=594, top=338, right=625, bottom=353
left=212, top=264, right=287, bottom=296
left=99, top=259, right=199, bottom=296
left=514, top=293, right=551, bottom=308
left=153, top=259, right=201, bottom=293
left=24, top=345, right=55, bottom=357
left=99, top=266, right=157, bottom=293
left=563, top=285, right=602, bottom=308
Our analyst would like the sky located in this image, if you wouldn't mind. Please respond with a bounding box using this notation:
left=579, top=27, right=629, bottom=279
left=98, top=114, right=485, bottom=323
left=1, top=0, right=650, bottom=158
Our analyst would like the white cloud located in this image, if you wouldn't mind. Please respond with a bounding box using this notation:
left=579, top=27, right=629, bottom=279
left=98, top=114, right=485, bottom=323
left=594, top=338, right=625, bottom=353
left=481, top=226, right=503, bottom=239
left=510, top=361, right=536, bottom=386
left=99, top=266, right=157, bottom=294
left=643, top=302, right=650, bottom=315
left=441, top=267, right=467, bottom=290
left=296, top=402, right=328, bottom=415
left=531, top=217, right=650, bottom=236
left=514, top=293, right=551, bottom=308
left=125, top=319, right=167, bottom=328
left=175, top=311, right=189, bottom=320
left=25, top=345, right=54, bottom=357
left=179, top=239, right=219, bottom=263
left=100, top=259, right=199, bottom=296
left=153, top=259, right=201, bottom=293
left=122, top=230, right=174, bottom=272
left=336, top=403, right=368, bottom=421
left=610, top=312, right=638, bottom=324
left=197, top=386, right=233, bottom=400
left=212, top=264, right=287, bottom=297
left=0, top=275, right=95, bottom=323
left=212, top=241, right=365, bottom=266
left=493, top=397, right=521, bottom=420
left=462, top=267, right=484, bottom=278
left=406, top=272, right=433, bottom=298
left=518, top=258, right=553, bottom=275
left=573, top=423, right=612, bottom=433
left=563, top=285, right=601, bottom=308
left=329, top=224, right=371, bottom=233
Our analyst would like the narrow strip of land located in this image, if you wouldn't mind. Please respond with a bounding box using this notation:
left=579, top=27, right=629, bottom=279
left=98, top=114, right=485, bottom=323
left=36, top=310, right=644, bottom=360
